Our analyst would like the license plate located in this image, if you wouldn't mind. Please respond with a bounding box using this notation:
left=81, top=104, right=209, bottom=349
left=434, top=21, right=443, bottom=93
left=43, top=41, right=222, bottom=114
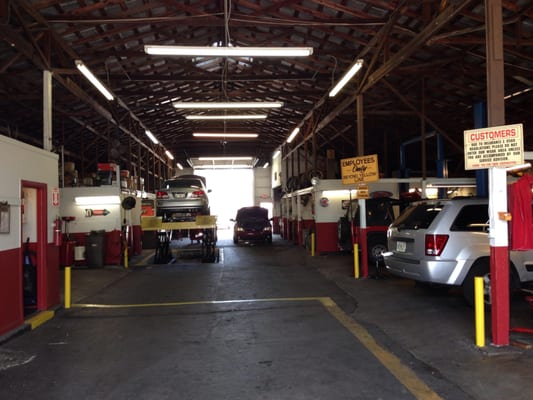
left=396, top=241, right=406, bottom=252
left=173, top=193, right=186, bottom=198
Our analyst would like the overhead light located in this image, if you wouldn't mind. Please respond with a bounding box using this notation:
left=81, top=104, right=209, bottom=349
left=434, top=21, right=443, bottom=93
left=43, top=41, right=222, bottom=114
left=75, top=60, right=114, bottom=101
left=75, top=196, right=121, bottom=205
left=329, top=59, right=364, bottom=97
left=165, top=150, right=174, bottom=160
left=273, top=150, right=281, bottom=159
left=185, top=114, right=267, bottom=120
left=145, top=130, right=159, bottom=144
left=144, top=45, right=313, bottom=57
left=286, top=127, right=300, bottom=143
left=198, top=156, right=253, bottom=161
left=193, top=133, right=258, bottom=138
left=174, top=101, right=283, bottom=109
left=263, top=162, right=269, bottom=168
left=186, top=158, right=194, bottom=167
left=176, top=162, right=184, bottom=170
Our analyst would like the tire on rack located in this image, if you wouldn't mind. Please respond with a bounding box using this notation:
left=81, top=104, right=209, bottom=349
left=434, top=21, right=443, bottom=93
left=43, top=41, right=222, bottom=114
left=462, top=258, right=520, bottom=307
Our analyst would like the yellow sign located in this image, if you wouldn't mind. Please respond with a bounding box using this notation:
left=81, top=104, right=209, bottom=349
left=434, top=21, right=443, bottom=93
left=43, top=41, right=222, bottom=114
left=356, top=184, right=370, bottom=199
left=340, top=154, right=379, bottom=184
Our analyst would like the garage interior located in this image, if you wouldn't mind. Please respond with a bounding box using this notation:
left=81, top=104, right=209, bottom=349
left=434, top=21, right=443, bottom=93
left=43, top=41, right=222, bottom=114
left=2, top=1, right=533, bottom=399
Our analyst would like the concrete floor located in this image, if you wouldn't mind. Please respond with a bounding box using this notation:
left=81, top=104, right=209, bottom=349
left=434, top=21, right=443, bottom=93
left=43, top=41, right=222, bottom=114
left=1, top=230, right=533, bottom=399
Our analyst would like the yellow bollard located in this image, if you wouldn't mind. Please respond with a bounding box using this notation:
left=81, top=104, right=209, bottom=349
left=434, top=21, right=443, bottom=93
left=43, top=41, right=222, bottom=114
left=64, top=266, right=71, bottom=309
left=353, top=243, right=359, bottom=279
left=124, top=246, right=129, bottom=269
left=310, top=233, right=315, bottom=257
left=474, top=276, right=485, bottom=347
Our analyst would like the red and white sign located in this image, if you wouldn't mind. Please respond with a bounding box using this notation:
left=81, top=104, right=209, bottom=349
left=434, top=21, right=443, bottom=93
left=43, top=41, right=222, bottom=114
left=52, top=187, right=60, bottom=206
left=464, top=123, right=523, bottom=170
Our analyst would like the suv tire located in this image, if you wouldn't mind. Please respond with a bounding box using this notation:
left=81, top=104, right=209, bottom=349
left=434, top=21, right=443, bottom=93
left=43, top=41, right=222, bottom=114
left=463, top=258, right=521, bottom=307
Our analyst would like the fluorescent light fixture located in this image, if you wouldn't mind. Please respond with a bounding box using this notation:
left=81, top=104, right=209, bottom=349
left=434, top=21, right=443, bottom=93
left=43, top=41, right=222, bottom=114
left=74, top=196, right=121, bottom=205
left=193, top=133, right=258, bottom=138
left=174, top=101, right=283, bottom=109
left=263, top=162, right=269, bottom=168
left=198, top=156, right=253, bottom=161
left=176, top=162, right=184, bottom=170
left=329, top=59, right=364, bottom=97
left=75, top=60, right=114, bottom=101
left=186, top=158, right=194, bottom=167
left=273, top=150, right=281, bottom=159
left=145, top=130, right=159, bottom=144
left=144, top=45, right=313, bottom=57
left=185, top=114, right=267, bottom=120
left=286, top=127, right=300, bottom=143
left=165, top=150, right=174, bottom=160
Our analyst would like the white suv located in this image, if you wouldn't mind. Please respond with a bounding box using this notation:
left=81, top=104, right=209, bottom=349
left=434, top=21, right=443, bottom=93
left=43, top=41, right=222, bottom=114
left=383, top=198, right=533, bottom=305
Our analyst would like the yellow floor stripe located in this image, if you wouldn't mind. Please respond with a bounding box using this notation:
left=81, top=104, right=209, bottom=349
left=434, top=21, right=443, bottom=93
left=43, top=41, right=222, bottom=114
left=319, top=298, right=443, bottom=400
left=71, top=297, right=442, bottom=399
left=26, top=310, right=55, bottom=330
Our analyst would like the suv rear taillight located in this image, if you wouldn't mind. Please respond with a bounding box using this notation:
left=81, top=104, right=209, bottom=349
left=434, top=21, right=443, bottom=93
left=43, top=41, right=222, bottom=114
left=156, top=191, right=169, bottom=199
left=425, top=234, right=449, bottom=256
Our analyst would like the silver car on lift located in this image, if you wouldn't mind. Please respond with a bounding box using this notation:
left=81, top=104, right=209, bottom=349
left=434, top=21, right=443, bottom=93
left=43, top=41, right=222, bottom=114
left=156, top=175, right=211, bottom=222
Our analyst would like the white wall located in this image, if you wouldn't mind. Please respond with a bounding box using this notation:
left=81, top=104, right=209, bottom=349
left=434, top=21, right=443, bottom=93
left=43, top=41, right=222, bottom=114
left=0, top=135, right=59, bottom=251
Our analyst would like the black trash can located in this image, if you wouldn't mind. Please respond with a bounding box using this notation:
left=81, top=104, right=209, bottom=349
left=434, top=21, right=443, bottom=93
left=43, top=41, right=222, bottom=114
left=86, top=230, right=106, bottom=267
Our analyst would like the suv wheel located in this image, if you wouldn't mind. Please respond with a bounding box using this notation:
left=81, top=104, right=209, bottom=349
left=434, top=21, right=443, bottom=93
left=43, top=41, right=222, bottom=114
left=367, top=235, right=388, bottom=264
left=463, top=259, right=520, bottom=307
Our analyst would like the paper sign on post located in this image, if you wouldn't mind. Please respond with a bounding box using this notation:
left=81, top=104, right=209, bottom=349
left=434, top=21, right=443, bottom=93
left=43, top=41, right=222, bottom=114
left=464, top=123, right=523, bottom=170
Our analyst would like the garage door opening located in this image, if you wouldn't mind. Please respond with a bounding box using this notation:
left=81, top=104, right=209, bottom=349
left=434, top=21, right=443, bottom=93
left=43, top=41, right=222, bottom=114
left=195, top=169, right=254, bottom=238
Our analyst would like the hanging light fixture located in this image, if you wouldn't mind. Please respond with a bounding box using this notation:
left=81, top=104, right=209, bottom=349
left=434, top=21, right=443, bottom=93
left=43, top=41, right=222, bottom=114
left=75, top=60, right=114, bottom=101
left=185, top=114, right=267, bottom=120
left=145, top=45, right=313, bottom=57
left=145, top=130, right=159, bottom=144
left=329, top=59, right=364, bottom=97
left=286, top=127, right=300, bottom=143
left=193, top=133, right=258, bottom=138
left=173, top=101, right=283, bottom=109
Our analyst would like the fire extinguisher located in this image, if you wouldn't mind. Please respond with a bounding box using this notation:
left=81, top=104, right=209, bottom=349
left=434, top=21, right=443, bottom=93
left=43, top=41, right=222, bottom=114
left=53, top=216, right=62, bottom=246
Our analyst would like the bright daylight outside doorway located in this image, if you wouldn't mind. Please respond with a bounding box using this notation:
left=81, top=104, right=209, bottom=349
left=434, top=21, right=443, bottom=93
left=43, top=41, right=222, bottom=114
left=195, top=169, right=257, bottom=240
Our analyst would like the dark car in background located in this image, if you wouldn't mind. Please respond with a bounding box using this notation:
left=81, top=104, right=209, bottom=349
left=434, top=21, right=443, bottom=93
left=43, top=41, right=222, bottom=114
left=232, top=206, right=272, bottom=244
left=156, top=175, right=210, bottom=222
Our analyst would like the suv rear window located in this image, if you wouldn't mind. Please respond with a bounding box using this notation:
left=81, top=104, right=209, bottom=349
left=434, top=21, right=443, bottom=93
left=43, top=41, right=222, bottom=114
left=450, top=204, right=488, bottom=232
left=391, top=203, right=443, bottom=230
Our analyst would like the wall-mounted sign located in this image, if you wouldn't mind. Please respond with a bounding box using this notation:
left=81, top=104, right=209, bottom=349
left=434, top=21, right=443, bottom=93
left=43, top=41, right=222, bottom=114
left=340, top=154, right=379, bottom=184
left=85, top=209, right=110, bottom=217
left=464, top=123, right=524, bottom=170
left=52, top=187, right=60, bottom=207
left=319, top=197, right=329, bottom=207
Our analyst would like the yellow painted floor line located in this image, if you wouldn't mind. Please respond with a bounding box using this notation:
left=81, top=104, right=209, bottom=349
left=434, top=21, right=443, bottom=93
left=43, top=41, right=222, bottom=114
left=71, top=296, right=442, bottom=400
left=319, top=298, right=443, bottom=400
left=26, top=310, right=55, bottom=330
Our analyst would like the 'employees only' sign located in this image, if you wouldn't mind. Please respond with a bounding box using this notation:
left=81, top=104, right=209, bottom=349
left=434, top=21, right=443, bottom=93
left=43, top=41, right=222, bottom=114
left=464, top=123, right=523, bottom=170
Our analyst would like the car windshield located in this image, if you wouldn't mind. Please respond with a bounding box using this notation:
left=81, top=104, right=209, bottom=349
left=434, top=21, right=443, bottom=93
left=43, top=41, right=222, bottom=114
left=162, top=179, right=203, bottom=189
left=236, top=208, right=268, bottom=220
left=391, top=203, right=442, bottom=230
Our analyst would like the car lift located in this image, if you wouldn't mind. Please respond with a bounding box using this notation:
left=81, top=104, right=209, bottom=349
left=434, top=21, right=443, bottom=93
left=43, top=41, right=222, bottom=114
left=141, top=216, right=218, bottom=263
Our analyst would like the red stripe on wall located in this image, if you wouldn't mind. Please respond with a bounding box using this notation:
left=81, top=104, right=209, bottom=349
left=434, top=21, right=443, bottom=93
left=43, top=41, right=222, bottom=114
left=0, top=248, right=23, bottom=336
left=315, top=222, right=339, bottom=254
